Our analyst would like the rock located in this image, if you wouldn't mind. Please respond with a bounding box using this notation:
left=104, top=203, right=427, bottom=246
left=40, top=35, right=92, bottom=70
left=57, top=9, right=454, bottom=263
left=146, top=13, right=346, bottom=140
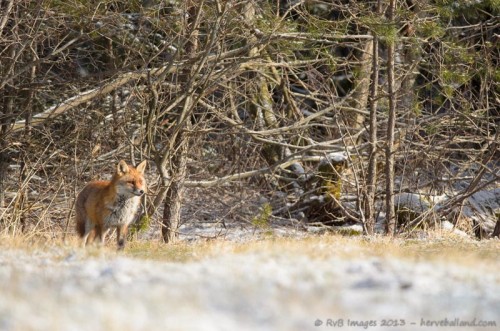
left=460, top=188, right=500, bottom=238
left=394, top=193, right=432, bottom=228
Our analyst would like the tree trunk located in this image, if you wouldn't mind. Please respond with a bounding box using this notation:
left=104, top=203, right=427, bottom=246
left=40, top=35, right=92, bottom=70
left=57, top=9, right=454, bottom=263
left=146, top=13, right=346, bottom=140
left=385, top=0, right=397, bottom=236
left=0, top=93, right=12, bottom=219
left=492, top=219, right=500, bottom=238
left=347, top=40, right=374, bottom=131
left=364, top=10, right=381, bottom=234
left=0, top=139, right=7, bottom=221
left=160, top=1, right=200, bottom=243
left=161, top=130, right=189, bottom=243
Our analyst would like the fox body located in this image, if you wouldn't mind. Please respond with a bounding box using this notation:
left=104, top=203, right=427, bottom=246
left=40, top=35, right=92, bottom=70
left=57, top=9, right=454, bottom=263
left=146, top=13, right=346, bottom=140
left=75, top=160, right=147, bottom=249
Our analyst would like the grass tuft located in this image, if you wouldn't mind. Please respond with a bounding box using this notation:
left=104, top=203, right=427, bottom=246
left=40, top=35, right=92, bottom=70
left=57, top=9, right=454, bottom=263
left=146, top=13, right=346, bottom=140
left=1, top=233, right=498, bottom=270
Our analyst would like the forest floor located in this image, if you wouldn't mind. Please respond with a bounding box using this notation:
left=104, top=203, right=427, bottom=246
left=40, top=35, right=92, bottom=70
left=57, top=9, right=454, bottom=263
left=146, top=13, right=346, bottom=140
left=0, top=232, right=499, bottom=331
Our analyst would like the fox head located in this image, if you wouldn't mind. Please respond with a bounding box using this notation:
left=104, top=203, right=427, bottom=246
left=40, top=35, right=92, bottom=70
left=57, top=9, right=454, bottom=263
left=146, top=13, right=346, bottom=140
left=113, top=160, right=147, bottom=197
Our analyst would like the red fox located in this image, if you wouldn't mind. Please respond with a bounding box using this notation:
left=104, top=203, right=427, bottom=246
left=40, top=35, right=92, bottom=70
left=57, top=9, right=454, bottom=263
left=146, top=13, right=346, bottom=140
left=75, top=160, right=147, bottom=250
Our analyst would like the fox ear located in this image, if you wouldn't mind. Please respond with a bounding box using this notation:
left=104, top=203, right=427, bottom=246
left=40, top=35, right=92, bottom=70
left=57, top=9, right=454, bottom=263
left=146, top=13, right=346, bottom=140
left=136, top=160, right=147, bottom=174
left=117, top=160, right=129, bottom=176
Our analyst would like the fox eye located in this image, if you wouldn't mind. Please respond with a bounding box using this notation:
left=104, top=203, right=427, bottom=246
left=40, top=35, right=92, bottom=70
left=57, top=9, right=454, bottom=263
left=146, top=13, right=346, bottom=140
left=127, top=181, right=135, bottom=185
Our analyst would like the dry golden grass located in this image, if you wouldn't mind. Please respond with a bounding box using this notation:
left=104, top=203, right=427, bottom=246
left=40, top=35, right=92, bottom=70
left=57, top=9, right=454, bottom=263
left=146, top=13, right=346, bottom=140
left=124, top=232, right=500, bottom=270
left=1, top=232, right=499, bottom=268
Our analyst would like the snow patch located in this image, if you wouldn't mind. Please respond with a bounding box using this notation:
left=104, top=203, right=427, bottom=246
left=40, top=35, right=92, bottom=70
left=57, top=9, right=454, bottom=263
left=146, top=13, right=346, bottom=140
left=0, top=248, right=498, bottom=331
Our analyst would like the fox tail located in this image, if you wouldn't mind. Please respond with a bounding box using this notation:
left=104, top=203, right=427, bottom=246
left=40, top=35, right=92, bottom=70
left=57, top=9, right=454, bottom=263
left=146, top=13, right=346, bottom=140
left=75, top=198, right=86, bottom=237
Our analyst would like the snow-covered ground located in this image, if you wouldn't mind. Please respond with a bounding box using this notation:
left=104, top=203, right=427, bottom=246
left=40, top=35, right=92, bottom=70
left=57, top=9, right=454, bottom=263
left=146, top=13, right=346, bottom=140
left=0, top=238, right=498, bottom=331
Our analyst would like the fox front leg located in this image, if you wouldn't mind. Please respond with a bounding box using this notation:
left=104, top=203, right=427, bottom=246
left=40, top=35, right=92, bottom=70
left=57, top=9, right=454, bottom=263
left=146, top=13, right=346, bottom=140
left=116, top=224, right=128, bottom=250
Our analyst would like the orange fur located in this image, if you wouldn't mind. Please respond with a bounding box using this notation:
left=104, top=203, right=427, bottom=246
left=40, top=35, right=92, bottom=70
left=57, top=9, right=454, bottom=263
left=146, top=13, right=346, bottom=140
left=75, top=160, right=147, bottom=250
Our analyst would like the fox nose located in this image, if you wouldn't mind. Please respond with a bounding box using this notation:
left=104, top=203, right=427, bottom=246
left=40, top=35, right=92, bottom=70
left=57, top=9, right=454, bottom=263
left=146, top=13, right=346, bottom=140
left=133, top=188, right=145, bottom=196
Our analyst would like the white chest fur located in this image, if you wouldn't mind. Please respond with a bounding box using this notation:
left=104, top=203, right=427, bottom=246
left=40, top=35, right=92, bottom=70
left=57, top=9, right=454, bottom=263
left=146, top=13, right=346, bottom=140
left=104, top=195, right=141, bottom=228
